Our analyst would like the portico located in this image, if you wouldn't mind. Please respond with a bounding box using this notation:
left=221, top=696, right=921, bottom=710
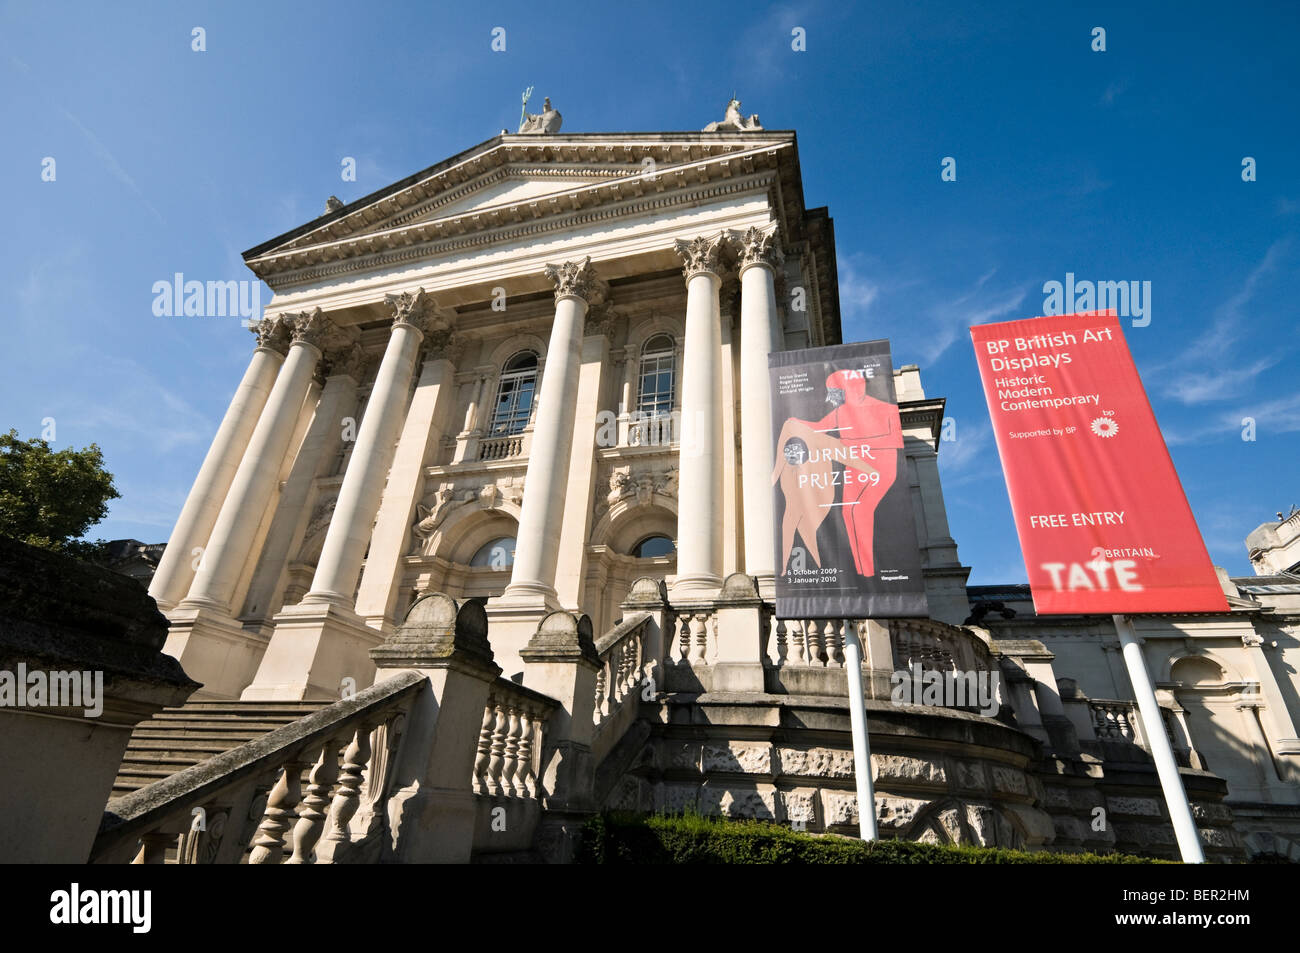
left=154, top=115, right=869, bottom=699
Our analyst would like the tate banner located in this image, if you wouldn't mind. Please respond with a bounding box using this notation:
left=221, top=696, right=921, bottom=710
left=769, top=340, right=929, bottom=619
left=970, top=310, right=1228, bottom=614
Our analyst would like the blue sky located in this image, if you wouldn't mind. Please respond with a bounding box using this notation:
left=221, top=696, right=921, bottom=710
left=1, top=0, right=1295, bottom=584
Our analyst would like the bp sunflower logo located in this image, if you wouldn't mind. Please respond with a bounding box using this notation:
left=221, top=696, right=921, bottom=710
left=1090, top=416, right=1119, bottom=438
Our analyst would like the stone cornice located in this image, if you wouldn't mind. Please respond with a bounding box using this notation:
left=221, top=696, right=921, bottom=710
left=246, top=134, right=797, bottom=260
left=244, top=138, right=798, bottom=284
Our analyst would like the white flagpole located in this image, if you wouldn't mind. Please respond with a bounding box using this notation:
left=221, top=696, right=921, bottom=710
left=842, top=618, right=877, bottom=840
left=1112, top=613, right=1204, bottom=863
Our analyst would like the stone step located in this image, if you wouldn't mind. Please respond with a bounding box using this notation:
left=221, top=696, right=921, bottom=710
left=110, top=698, right=332, bottom=800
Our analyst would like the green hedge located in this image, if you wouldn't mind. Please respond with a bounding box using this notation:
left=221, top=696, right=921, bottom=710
left=578, top=812, right=1167, bottom=864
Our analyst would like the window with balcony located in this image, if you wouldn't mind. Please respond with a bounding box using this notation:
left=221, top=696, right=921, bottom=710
left=636, top=335, right=675, bottom=418
left=489, top=351, right=538, bottom=437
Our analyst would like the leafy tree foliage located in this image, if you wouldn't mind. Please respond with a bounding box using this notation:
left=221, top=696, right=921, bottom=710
left=0, top=429, right=121, bottom=558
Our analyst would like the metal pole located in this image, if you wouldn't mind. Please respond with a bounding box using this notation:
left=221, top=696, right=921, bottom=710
left=1112, top=613, right=1204, bottom=863
left=841, top=619, right=877, bottom=840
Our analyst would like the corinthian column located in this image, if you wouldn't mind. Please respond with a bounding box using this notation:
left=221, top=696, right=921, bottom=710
left=733, top=224, right=784, bottom=592
left=501, top=258, right=604, bottom=608
left=179, top=309, right=333, bottom=613
left=673, top=235, right=727, bottom=593
left=304, top=289, right=451, bottom=608
left=150, top=317, right=290, bottom=610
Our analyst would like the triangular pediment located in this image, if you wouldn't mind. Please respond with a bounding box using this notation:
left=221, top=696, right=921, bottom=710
left=242, top=132, right=803, bottom=285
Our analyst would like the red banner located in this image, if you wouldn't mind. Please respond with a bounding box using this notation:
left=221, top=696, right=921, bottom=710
left=970, top=311, right=1227, bottom=614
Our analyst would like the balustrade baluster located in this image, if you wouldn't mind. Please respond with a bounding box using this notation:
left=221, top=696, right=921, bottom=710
left=487, top=703, right=509, bottom=795
left=515, top=706, right=536, bottom=797
left=473, top=701, right=495, bottom=792
left=807, top=619, right=824, bottom=666
left=289, top=735, right=342, bottom=864
left=787, top=619, right=805, bottom=665
left=691, top=613, right=708, bottom=663
left=501, top=705, right=522, bottom=797
left=826, top=620, right=844, bottom=667
left=595, top=660, right=608, bottom=722
left=327, top=721, right=374, bottom=837
left=249, top=760, right=306, bottom=864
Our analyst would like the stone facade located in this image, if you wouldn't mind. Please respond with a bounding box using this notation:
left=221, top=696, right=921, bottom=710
left=125, top=106, right=1300, bottom=861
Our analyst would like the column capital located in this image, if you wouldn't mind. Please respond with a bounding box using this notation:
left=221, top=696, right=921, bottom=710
left=250, top=314, right=292, bottom=356
left=674, top=234, right=727, bottom=281
left=384, top=287, right=455, bottom=339
left=287, top=308, right=335, bottom=351
left=583, top=303, right=622, bottom=341
left=544, top=256, right=605, bottom=305
left=422, top=328, right=463, bottom=365
left=730, top=224, right=784, bottom=274
left=320, top=343, right=367, bottom=383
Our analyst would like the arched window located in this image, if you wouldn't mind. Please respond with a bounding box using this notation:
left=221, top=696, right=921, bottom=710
left=632, top=535, right=675, bottom=558
left=489, top=352, right=538, bottom=436
left=637, top=335, right=675, bottom=418
left=470, top=537, right=516, bottom=569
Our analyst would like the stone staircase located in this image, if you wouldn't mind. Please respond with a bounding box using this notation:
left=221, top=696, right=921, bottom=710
left=111, top=700, right=331, bottom=798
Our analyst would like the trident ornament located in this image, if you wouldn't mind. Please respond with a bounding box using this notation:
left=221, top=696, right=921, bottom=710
left=520, top=86, right=534, bottom=128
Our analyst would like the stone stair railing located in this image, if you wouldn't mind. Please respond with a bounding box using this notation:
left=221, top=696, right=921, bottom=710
left=593, top=612, right=653, bottom=728
left=472, top=677, right=559, bottom=798
left=90, top=671, right=425, bottom=864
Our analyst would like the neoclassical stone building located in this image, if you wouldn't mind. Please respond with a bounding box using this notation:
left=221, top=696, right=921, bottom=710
left=81, top=102, right=1297, bottom=863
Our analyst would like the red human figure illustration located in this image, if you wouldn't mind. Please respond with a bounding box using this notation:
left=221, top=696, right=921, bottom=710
left=771, top=369, right=902, bottom=577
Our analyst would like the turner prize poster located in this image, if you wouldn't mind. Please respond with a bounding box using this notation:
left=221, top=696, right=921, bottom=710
left=970, top=310, right=1228, bottom=615
left=769, top=340, right=929, bottom=619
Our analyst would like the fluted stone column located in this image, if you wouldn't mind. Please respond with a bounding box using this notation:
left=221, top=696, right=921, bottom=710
left=734, top=225, right=784, bottom=593
left=150, top=317, right=290, bottom=611
left=305, top=289, right=449, bottom=607
left=673, top=235, right=726, bottom=593
left=238, top=346, right=364, bottom=628
left=247, top=291, right=455, bottom=701
left=164, top=309, right=333, bottom=698
left=488, top=258, right=603, bottom=678
left=179, top=309, right=332, bottom=613
left=501, top=258, right=603, bottom=607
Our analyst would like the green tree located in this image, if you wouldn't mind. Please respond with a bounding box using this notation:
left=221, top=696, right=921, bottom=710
left=0, top=429, right=121, bottom=558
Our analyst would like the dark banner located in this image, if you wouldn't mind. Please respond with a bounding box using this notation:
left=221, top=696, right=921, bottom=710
left=769, top=340, right=929, bottom=619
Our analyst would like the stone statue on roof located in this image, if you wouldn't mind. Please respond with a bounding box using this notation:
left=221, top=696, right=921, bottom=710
left=704, top=97, right=763, bottom=132
left=519, top=96, right=562, bottom=134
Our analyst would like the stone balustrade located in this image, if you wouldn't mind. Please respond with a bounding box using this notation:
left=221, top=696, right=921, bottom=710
left=91, top=672, right=425, bottom=864
left=1091, top=698, right=1140, bottom=742
left=478, top=433, right=523, bottom=461
left=668, top=608, right=717, bottom=664
left=593, top=613, right=653, bottom=729
left=765, top=618, right=848, bottom=668
left=471, top=677, right=558, bottom=798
